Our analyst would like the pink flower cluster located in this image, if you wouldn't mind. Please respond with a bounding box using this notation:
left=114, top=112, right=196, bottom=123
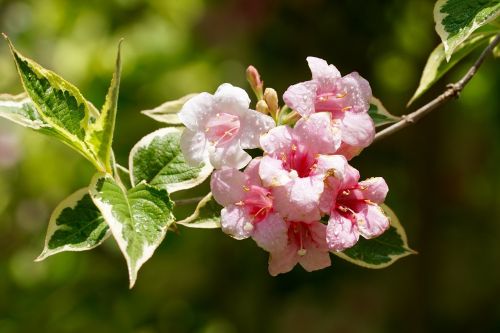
left=179, top=57, right=389, bottom=275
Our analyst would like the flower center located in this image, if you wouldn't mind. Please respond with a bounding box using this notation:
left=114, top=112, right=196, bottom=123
left=205, top=112, right=240, bottom=147
left=280, top=142, right=316, bottom=178
left=243, top=185, right=273, bottom=223
left=314, top=91, right=352, bottom=114
left=335, top=186, right=368, bottom=224
left=288, top=221, right=312, bottom=256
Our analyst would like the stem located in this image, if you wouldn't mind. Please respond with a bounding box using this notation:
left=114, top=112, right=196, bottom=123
left=374, top=33, right=500, bottom=143
left=175, top=196, right=205, bottom=206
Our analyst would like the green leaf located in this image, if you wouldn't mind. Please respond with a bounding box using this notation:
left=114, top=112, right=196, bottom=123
left=129, top=127, right=213, bottom=194
left=368, top=97, right=400, bottom=127
left=36, top=188, right=109, bottom=261
left=334, top=204, right=416, bottom=268
left=408, top=30, right=498, bottom=105
left=115, top=164, right=132, bottom=190
left=141, top=93, right=198, bottom=124
left=434, top=0, right=500, bottom=61
left=3, top=35, right=102, bottom=169
left=85, top=40, right=122, bottom=173
left=176, top=193, right=222, bottom=229
left=89, top=173, right=175, bottom=288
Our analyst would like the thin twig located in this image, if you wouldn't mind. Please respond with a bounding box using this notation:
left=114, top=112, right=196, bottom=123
left=175, top=196, right=205, bottom=206
left=374, top=34, right=500, bottom=143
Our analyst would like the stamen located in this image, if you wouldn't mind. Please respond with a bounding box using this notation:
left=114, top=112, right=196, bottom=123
left=243, top=186, right=250, bottom=192
left=342, top=190, right=350, bottom=196
left=341, top=106, right=352, bottom=112
left=235, top=201, right=245, bottom=206
left=243, top=223, right=254, bottom=232
left=291, top=144, right=297, bottom=151
left=297, top=248, right=307, bottom=256
left=336, top=91, right=347, bottom=98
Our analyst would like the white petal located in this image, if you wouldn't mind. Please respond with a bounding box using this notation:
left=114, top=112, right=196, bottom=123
left=180, top=128, right=210, bottom=167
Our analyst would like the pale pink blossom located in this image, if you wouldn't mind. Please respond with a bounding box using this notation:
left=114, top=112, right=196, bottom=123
left=259, top=112, right=344, bottom=222
left=179, top=83, right=275, bottom=170
left=322, top=161, right=390, bottom=251
left=283, top=57, right=374, bottom=159
left=268, top=220, right=331, bottom=276
left=210, top=158, right=287, bottom=252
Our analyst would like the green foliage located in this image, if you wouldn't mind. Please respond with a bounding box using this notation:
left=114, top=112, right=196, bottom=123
left=368, top=97, right=400, bottom=126
left=130, top=127, right=213, bottom=193
left=89, top=173, right=175, bottom=288
left=141, top=93, right=198, bottom=124
left=36, top=188, right=109, bottom=261
left=334, top=205, right=415, bottom=268
left=85, top=41, right=122, bottom=173
left=434, top=0, right=500, bottom=61
left=409, top=28, right=499, bottom=105
left=177, top=193, right=222, bottom=229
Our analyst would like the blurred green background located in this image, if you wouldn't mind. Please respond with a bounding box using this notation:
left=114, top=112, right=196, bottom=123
left=1, top=0, right=500, bottom=332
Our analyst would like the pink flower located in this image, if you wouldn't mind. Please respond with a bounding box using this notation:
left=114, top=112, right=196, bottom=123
left=210, top=158, right=287, bottom=253
left=259, top=112, right=344, bottom=222
left=268, top=220, right=331, bottom=276
left=179, top=83, right=275, bottom=170
left=283, top=57, right=374, bottom=159
left=322, top=161, right=390, bottom=251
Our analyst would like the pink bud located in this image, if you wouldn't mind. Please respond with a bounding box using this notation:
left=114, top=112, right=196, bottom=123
left=246, top=65, right=264, bottom=100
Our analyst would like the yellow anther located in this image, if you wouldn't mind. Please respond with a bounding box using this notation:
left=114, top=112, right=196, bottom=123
left=342, top=106, right=352, bottom=112
left=336, top=92, right=347, bottom=98
left=243, top=186, right=250, bottom=192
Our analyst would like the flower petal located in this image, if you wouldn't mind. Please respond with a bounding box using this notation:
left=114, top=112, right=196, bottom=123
left=252, top=213, right=288, bottom=253
left=260, top=125, right=293, bottom=156
left=327, top=212, right=359, bottom=251
left=208, top=141, right=251, bottom=170
left=180, top=128, right=209, bottom=167
left=356, top=203, right=390, bottom=239
left=301, top=222, right=331, bottom=272
left=214, top=83, right=251, bottom=111
left=210, top=168, right=247, bottom=206
left=238, top=109, right=275, bottom=148
left=299, top=247, right=331, bottom=272
left=268, top=246, right=298, bottom=276
left=307, top=56, right=341, bottom=90
left=337, top=72, right=371, bottom=113
left=358, top=177, right=388, bottom=204
left=283, top=80, right=317, bottom=117
left=178, top=92, right=214, bottom=131
left=339, top=111, right=375, bottom=148
left=293, top=112, right=341, bottom=155
left=259, top=156, right=291, bottom=187
left=243, top=157, right=262, bottom=186
left=272, top=176, right=324, bottom=223
left=220, top=205, right=253, bottom=240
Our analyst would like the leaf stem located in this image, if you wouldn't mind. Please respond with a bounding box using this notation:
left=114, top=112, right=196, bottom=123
left=374, top=33, right=500, bottom=143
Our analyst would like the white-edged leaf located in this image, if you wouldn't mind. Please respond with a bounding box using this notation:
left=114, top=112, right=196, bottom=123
left=177, top=193, right=222, bottom=229
left=368, top=97, right=400, bottom=127
left=141, top=93, right=198, bottom=124
left=434, top=0, right=500, bottom=61
left=129, top=127, right=213, bottom=194
left=3, top=35, right=102, bottom=169
left=334, top=204, right=416, bottom=268
left=36, top=188, right=109, bottom=261
left=89, top=173, right=175, bottom=288
left=409, top=29, right=498, bottom=105
left=85, top=40, right=122, bottom=173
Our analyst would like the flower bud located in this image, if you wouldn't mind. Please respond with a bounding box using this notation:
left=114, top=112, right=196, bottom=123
left=256, top=100, right=269, bottom=115
left=246, top=65, right=263, bottom=100
left=264, top=88, right=279, bottom=114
